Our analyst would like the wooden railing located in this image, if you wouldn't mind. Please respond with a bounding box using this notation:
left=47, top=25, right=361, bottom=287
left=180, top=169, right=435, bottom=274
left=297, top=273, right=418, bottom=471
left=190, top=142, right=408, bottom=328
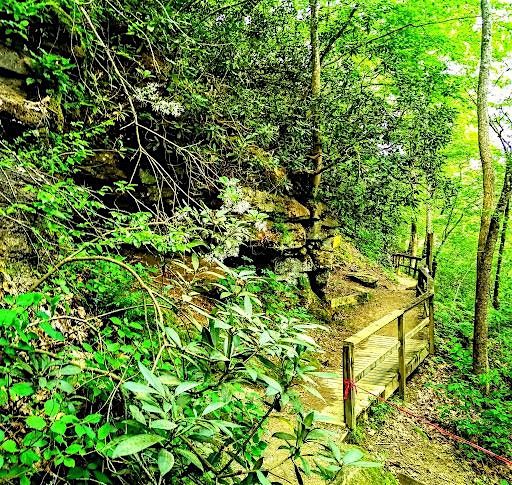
left=342, top=258, right=434, bottom=430
left=391, top=253, right=422, bottom=277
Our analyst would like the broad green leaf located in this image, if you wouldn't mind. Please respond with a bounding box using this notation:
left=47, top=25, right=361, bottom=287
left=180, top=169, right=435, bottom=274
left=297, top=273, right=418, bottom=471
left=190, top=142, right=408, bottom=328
left=124, top=381, right=157, bottom=394
left=50, top=419, right=67, bottom=435
left=111, top=434, right=164, bottom=458
left=2, top=439, right=18, bottom=452
left=129, top=405, right=147, bottom=425
left=138, top=362, right=166, bottom=394
left=256, top=470, right=272, bottom=485
left=40, top=322, right=66, bottom=341
left=342, top=449, right=364, bottom=465
left=175, top=381, right=200, bottom=396
left=260, top=375, right=282, bottom=394
left=165, top=327, right=182, bottom=347
left=0, top=309, right=17, bottom=325
left=58, top=365, right=82, bottom=376
left=16, top=292, right=43, bottom=308
left=176, top=448, right=204, bottom=471
left=201, top=401, right=226, bottom=416
left=11, top=382, right=34, bottom=397
left=44, top=399, right=60, bottom=417
left=26, top=415, right=46, bottom=430
left=158, top=449, right=175, bottom=477
left=272, top=432, right=295, bottom=441
left=150, top=419, right=177, bottom=431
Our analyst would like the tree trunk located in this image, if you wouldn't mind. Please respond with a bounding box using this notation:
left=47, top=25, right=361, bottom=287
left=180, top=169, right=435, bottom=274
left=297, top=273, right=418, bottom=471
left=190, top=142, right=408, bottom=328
left=492, top=196, right=510, bottom=309
left=407, top=218, right=418, bottom=256
left=474, top=169, right=512, bottom=376
left=473, top=0, right=494, bottom=377
left=477, top=0, right=494, bottom=261
left=309, top=0, right=322, bottom=217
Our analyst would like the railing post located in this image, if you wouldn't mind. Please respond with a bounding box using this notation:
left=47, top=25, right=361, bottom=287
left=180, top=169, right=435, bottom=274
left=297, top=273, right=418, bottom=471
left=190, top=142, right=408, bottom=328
left=414, top=258, right=418, bottom=277
left=342, top=342, right=356, bottom=430
left=426, top=232, right=434, bottom=273
left=397, top=314, right=406, bottom=401
left=428, top=293, right=435, bottom=354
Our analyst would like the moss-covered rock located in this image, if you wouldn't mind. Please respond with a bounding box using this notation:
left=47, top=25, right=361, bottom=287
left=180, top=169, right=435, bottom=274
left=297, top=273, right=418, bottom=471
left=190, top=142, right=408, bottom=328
left=241, top=187, right=310, bottom=220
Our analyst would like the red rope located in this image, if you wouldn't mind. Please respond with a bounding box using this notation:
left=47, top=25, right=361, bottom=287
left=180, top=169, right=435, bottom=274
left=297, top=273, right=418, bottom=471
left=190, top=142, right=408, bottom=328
left=343, top=378, right=357, bottom=400
left=350, top=382, right=512, bottom=469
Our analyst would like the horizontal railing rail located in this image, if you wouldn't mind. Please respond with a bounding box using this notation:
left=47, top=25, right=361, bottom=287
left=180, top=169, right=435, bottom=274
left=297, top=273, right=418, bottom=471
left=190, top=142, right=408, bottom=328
left=392, top=253, right=422, bottom=277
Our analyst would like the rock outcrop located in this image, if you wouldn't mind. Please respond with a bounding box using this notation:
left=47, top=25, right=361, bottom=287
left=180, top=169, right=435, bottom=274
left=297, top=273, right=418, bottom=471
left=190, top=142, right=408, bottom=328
left=0, top=44, right=62, bottom=131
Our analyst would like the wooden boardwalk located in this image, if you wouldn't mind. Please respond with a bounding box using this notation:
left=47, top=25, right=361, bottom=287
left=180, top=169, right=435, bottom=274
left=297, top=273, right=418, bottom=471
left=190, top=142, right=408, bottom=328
left=315, top=254, right=435, bottom=430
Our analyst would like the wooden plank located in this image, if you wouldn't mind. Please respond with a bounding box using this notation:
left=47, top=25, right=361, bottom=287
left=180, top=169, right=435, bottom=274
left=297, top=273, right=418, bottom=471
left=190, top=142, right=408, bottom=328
left=353, top=340, right=428, bottom=417
left=398, top=314, right=406, bottom=400
left=342, top=343, right=356, bottom=430
left=345, top=310, right=401, bottom=346
left=354, top=335, right=399, bottom=381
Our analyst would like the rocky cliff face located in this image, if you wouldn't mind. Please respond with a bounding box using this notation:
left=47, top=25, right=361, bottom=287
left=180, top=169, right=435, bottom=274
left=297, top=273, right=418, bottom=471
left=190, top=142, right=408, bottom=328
left=237, top=187, right=342, bottom=298
left=0, top=44, right=62, bottom=133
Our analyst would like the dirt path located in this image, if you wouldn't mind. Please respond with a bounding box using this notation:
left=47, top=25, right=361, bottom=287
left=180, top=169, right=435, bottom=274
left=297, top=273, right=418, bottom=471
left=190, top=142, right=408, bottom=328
left=360, top=359, right=500, bottom=485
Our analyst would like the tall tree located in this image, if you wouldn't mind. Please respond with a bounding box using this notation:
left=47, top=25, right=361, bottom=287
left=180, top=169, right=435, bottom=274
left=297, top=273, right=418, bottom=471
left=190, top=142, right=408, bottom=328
left=309, top=0, right=322, bottom=216
left=473, top=0, right=494, bottom=376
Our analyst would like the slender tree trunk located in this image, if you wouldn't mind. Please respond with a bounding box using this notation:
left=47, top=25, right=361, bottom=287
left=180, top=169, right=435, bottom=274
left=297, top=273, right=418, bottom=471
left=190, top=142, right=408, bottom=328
left=473, top=0, right=494, bottom=376
left=492, top=196, right=510, bottom=309
left=309, top=0, right=322, bottom=216
left=408, top=218, right=418, bottom=256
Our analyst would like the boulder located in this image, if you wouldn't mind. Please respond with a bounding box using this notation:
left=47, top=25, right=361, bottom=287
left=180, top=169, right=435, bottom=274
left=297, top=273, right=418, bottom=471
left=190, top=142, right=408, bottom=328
left=329, top=291, right=370, bottom=310
left=0, top=80, right=54, bottom=127
left=0, top=44, right=29, bottom=76
left=274, top=255, right=313, bottom=275
left=347, top=272, right=379, bottom=288
left=241, top=187, right=310, bottom=220
left=252, top=221, right=306, bottom=250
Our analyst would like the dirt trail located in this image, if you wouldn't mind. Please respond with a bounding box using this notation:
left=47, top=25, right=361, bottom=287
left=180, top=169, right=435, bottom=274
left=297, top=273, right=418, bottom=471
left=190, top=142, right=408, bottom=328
left=361, top=360, right=492, bottom=485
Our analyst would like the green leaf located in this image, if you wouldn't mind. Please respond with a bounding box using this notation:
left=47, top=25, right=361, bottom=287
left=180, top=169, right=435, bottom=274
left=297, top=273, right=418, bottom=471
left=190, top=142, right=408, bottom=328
left=98, top=423, right=115, bottom=440
left=2, top=439, right=18, bottom=452
left=158, top=449, right=175, bottom=477
left=175, top=381, right=200, bottom=396
left=138, top=362, right=166, bottom=394
left=51, top=419, right=67, bottom=435
left=40, top=321, right=66, bottom=341
left=26, top=415, right=47, bottom=430
left=176, top=448, right=204, bottom=471
left=243, top=295, right=253, bottom=319
left=272, top=432, right=295, bottom=441
left=0, top=309, right=17, bottom=325
left=342, top=449, right=364, bottom=465
left=129, top=405, right=147, bottom=425
left=58, top=365, right=82, bottom=376
left=11, top=382, right=34, bottom=397
left=44, top=399, right=60, bottom=417
left=20, top=449, right=40, bottom=466
left=201, top=401, right=226, bottom=416
left=16, top=292, right=43, bottom=308
left=150, top=419, right=177, bottom=431
left=256, top=470, right=272, bottom=485
left=260, top=375, right=282, bottom=394
left=111, top=434, right=165, bottom=458
left=124, top=381, right=157, bottom=394
left=165, top=327, right=182, bottom=347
